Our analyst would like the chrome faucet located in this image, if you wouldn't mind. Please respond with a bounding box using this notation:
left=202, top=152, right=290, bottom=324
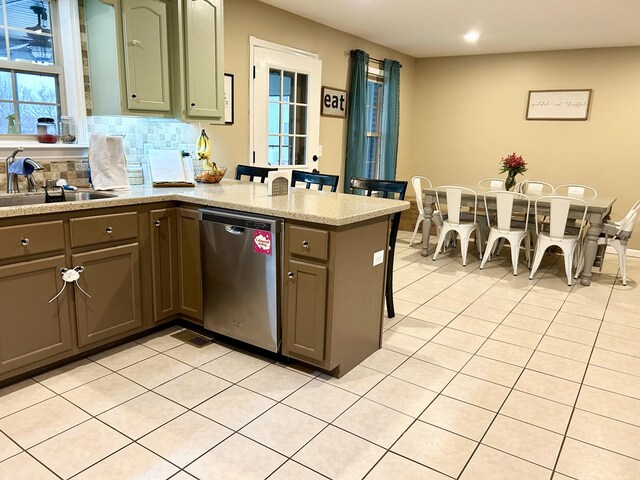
left=5, top=147, right=23, bottom=194
left=24, top=158, right=44, bottom=192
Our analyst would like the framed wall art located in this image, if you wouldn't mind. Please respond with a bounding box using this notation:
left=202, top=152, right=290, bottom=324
left=526, top=89, right=592, bottom=120
left=224, top=73, right=234, bottom=125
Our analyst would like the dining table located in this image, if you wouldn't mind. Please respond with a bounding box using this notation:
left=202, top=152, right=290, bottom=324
left=420, top=185, right=616, bottom=286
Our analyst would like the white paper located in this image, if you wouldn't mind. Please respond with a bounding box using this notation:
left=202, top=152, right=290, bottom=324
left=148, top=150, right=193, bottom=184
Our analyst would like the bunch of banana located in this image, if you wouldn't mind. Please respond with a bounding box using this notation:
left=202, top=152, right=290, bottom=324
left=196, top=129, right=214, bottom=170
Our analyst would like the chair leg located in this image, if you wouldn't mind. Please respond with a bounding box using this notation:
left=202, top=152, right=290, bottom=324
left=461, top=232, right=471, bottom=267
left=480, top=232, right=498, bottom=270
left=408, top=213, right=423, bottom=247
left=433, top=227, right=450, bottom=261
left=563, top=246, right=574, bottom=286
left=510, top=240, right=521, bottom=276
left=385, top=251, right=395, bottom=318
left=529, top=241, right=545, bottom=281
left=618, top=246, right=627, bottom=286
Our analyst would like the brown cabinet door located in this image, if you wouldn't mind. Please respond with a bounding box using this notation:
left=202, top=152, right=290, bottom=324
left=0, top=256, right=73, bottom=373
left=150, top=208, right=179, bottom=322
left=284, top=259, right=327, bottom=363
left=178, top=208, right=202, bottom=322
left=73, top=243, right=143, bottom=347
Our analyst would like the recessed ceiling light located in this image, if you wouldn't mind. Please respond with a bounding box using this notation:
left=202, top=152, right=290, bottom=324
left=464, top=31, right=480, bottom=42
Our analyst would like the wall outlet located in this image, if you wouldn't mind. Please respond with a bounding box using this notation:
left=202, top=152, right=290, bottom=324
left=373, top=249, right=384, bottom=266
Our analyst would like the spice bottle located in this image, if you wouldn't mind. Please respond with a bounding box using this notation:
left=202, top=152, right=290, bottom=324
left=36, top=117, right=58, bottom=143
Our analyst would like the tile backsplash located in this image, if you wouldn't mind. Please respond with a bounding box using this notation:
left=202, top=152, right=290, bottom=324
left=0, top=116, right=197, bottom=192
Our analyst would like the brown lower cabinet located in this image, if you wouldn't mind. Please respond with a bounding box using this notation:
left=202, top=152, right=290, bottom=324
left=0, top=255, right=73, bottom=374
left=150, top=208, right=179, bottom=322
left=282, top=217, right=390, bottom=377
left=73, top=243, right=143, bottom=348
left=177, top=207, right=202, bottom=322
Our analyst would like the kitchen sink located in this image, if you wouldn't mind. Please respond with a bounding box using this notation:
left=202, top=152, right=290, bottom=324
left=0, top=191, right=117, bottom=207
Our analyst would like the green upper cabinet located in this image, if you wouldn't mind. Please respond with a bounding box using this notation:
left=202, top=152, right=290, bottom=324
left=86, top=0, right=225, bottom=121
left=182, top=0, right=225, bottom=120
left=122, top=0, right=171, bottom=112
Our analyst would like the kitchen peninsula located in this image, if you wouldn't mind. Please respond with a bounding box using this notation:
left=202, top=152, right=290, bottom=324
left=0, top=181, right=408, bottom=384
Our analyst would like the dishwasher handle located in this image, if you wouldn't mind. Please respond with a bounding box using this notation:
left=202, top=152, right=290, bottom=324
left=224, top=225, right=245, bottom=235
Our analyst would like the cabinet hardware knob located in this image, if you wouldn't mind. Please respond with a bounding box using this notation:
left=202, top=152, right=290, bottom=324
left=131, top=94, right=137, bottom=99
left=190, top=102, right=196, bottom=108
left=302, top=240, right=310, bottom=250
left=154, top=220, right=161, bottom=227
left=105, top=227, right=113, bottom=234
left=20, top=238, right=29, bottom=246
left=287, top=272, right=295, bottom=280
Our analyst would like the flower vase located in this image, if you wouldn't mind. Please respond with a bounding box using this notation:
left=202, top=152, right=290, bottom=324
left=505, top=172, right=517, bottom=191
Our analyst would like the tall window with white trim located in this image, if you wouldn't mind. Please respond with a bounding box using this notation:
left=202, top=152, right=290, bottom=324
left=0, top=0, right=62, bottom=135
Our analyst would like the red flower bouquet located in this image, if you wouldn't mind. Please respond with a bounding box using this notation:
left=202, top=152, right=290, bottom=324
left=499, top=153, right=527, bottom=190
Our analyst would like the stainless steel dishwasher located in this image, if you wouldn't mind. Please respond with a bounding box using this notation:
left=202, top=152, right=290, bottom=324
left=199, top=208, right=282, bottom=352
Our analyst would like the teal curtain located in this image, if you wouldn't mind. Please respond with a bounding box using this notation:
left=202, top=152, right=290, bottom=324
left=343, top=49, right=369, bottom=193
left=380, top=59, right=401, bottom=181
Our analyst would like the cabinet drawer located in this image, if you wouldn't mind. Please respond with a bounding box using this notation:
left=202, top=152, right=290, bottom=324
left=70, top=212, right=138, bottom=248
left=0, top=221, right=64, bottom=260
left=289, top=225, right=328, bottom=261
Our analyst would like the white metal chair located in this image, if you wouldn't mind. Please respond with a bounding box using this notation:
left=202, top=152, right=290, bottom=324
left=409, top=176, right=443, bottom=247
left=529, top=196, right=588, bottom=286
left=480, top=191, right=531, bottom=275
left=554, top=184, right=598, bottom=198
left=519, top=180, right=555, bottom=195
left=477, top=178, right=506, bottom=191
left=575, top=200, right=640, bottom=286
left=433, top=186, right=483, bottom=266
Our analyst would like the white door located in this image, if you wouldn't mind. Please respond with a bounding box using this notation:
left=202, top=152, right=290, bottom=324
left=252, top=39, right=321, bottom=170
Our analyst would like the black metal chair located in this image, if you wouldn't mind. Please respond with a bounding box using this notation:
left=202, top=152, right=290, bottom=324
left=350, top=177, right=408, bottom=319
left=235, top=165, right=277, bottom=183
left=291, top=170, right=339, bottom=192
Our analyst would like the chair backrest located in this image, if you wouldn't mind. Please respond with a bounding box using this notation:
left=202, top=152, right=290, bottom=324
left=411, top=176, right=433, bottom=214
left=349, top=177, right=408, bottom=251
left=235, top=165, right=278, bottom=183
left=554, top=184, right=597, bottom=198
left=477, top=178, right=506, bottom=191
left=617, top=199, right=640, bottom=237
left=435, top=185, right=478, bottom=225
left=291, top=170, right=339, bottom=192
left=484, top=191, right=530, bottom=232
left=519, top=180, right=554, bottom=195
left=535, top=195, right=588, bottom=240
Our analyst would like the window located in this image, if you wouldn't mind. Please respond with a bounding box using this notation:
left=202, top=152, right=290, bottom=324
left=364, top=61, right=384, bottom=178
left=267, top=68, right=308, bottom=166
left=0, top=0, right=62, bottom=135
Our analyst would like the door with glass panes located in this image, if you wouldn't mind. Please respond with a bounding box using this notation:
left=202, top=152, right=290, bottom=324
left=252, top=44, right=321, bottom=170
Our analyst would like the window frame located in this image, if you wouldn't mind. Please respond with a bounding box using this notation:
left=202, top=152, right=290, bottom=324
left=0, top=0, right=67, bottom=138
left=0, top=0, right=87, bottom=155
left=364, top=60, right=384, bottom=179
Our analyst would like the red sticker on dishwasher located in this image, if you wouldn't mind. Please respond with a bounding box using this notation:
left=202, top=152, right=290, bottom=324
left=253, top=230, right=272, bottom=255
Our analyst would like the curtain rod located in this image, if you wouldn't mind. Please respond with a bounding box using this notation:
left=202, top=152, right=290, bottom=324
left=344, top=50, right=402, bottom=68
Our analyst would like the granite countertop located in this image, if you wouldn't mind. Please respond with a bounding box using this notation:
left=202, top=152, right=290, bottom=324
left=0, top=180, right=410, bottom=226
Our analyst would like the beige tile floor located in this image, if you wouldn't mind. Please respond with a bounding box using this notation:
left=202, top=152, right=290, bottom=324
left=1, top=230, right=640, bottom=479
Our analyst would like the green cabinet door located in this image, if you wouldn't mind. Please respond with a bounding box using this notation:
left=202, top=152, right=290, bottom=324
left=122, top=0, right=171, bottom=111
left=183, top=0, right=224, bottom=120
